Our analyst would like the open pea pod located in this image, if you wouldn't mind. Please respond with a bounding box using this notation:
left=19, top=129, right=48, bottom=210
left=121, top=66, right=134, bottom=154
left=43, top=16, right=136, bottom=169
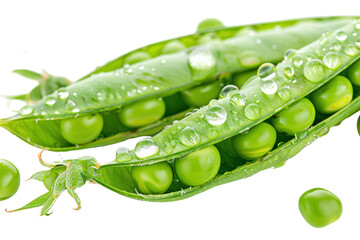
left=9, top=21, right=360, bottom=215
left=0, top=17, right=356, bottom=151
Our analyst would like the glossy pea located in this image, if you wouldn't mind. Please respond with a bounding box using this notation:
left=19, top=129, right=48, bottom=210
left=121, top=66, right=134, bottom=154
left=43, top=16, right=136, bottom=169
left=119, top=98, right=166, bottom=128
left=125, top=51, right=151, bottom=65
left=0, top=159, right=20, bottom=201
left=310, top=76, right=353, bottom=114
left=346, top=59, right=360, bottom=86
left=175, top=145, right=221, bottom=186
left=299, top=188, right=342, bottom=228
left=161, top=40, right=186, bottom=54
left=60, top=114, right=104, bottom=145
left=270, top=98, right=316, bottom=135
left=197, top=18, right=224, bottom=32
left=131, top=162, right=173, bottom=195
left=180, top=81, right=221, bottom=107
left=232, top=122, right=277, bottom=161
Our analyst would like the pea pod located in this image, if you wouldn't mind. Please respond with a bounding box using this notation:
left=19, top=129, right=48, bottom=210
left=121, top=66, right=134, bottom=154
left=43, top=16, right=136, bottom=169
left=0, top=17, right=355, bottom=151
left=9, top=21, right=360, bottom=215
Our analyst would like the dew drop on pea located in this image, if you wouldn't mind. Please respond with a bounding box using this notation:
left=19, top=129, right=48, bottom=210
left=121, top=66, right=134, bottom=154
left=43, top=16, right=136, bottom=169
left=135, top=138, right=159, bottom=159
left=257, top=63, right=277, bottom=80
left=96, top=91, right=107, bottom=101
left=319, top=36, right=328, bottom=45
left=303, top=59, right=325, bottom=83
left=284, top=67, right=295, bottom=78
left=19, top=105, right=34, bottom=116
left=332, top=42, right=342, bottom=52
left=284, top=49, right=296, bottom=60
left=292, top=56, right=303, bottom=68
left=207, top=128, right=219, bottom=139
left=57, top=89, right=69, bottom=101
left=65, top=100, right=77, bottom=112
left=354, top=22, right=360, bottom=31
left=116, top=147, right=134, bottom=162
left=244, top=103, right=260, bottom=120
left=189, top=47, right=216, bottom=71
left=230, top=92, right=246, bottom=107
left=205, top=105, right=227, bottom=125
left=336, top=31, right=347, bottom=42
left=344, top=44, right=359, bottom=56
left=323, top=52, right=342, bottom=70
left=261, top=80, right=278, bottom=95
left=277, top=87, right=291, bottom=101
left=219, top=85, right=238, bottom=98
left=179, top=126, right=200, bottom=147
left=45, top=96, right=56, bottom=106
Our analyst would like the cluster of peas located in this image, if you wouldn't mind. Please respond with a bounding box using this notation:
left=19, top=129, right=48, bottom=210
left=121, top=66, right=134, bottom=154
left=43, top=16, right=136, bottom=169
left=129, top=59, right=360, bottom=195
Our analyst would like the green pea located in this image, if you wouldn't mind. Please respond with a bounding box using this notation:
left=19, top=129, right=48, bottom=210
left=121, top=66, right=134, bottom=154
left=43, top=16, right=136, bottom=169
left=131, top=162, right=173, bottom=195
left=0, top=159, right=20, bottom=201
left=119, top=98, right=166, bottom=128
left=180, top=81, right=221, bottom=107
left=299, top=188, right=342, bottom=228
left=310, top=76, right=353, bottom=114
left=61, top=114, right=104, bottom=145
left=346, top=59, right=360, bottom=86
left=232, top=70, right=257, bottom=89
left=232, top=122, right=277, bottom=161
left=161, top=40, right=186, bottom=54
left=175, top=145, right=221, bottom=186
left=197, top=18, right=224, bottom=32
left=125, top=51, right=151, bottom=65
left=270, top=98, right=316, bottom=135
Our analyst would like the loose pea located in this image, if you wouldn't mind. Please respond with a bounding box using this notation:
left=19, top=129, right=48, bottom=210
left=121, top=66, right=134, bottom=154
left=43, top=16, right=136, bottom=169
left=119, top=98, right=166, bottom=128
left=175, top=145, right=221, bottom=186
left=299, top=188, right=342, bottom=228
left=131, top=162, right=173, bottom=195
left=232, top=122, right=277, bottom=161
left=125, top=51, right=151, bottom=65
left=161, top=40, right=186, bottom=54
left=346, top=59, right=360, bottom=86
left=310, top=75, right=353, bottom=114
left=270, top=98, right=316, bottom=135
left=197, top=18, right=224, bottom=32
left=0, top=159, right=20, bottom=201
left=180, top=81, right=221, bottom=107
left=61, top=114, right=104, bottom=145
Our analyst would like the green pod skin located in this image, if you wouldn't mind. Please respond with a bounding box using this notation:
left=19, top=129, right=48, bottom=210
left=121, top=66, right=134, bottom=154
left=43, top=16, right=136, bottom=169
left=231, top=122, right=277, bottom=161
left=299, top=188, right=342, bottom=228
left=0, top=159, right=20, bottom=201
left=196, top=18, right=224, bottom=32
left=61, top=114, right=104, bottom=145
left=310, top=76, right=353, bottom=114
left=0, top=17, right=354, bottom=151
left=131, top=162, right=173, bottom=194
left=43, top=166, right=66, bottom=191
left=270, top=99, right=316, bottom=135
left=119, top=98, right=166, bottom=128
left=180, top=81, right=222, bottom=107
left=125, top=51, right=151, bottom=65
left=346, top=59, right=360, bottom=86
left=161, top=40, right=186, bottom=54
left=175, top=145, right=221, bottom=186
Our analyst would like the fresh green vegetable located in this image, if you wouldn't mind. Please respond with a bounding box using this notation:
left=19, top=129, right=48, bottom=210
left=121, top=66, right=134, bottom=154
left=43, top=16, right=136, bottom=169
left=0, top=159, right=20, bottom=201
left=181, top=81, right=222, bottom=107
left=310, top=75, right=353, bottom=114
left=196, top=18, right=224, bottom=32
left=0, top=17, right=353, bottom=151
left=298, top=188, right=342, bottom=228
left=346, top=59, right=360, bottom=86
left=175, top=145, right=221, bottom=186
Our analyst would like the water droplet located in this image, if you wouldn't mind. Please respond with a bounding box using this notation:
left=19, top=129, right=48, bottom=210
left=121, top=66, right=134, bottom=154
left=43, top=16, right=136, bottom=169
left=272, top=44, right=278, bottom=50
left=261, top=80, right=278, bottom=95
left=344, top=44, right=359, bottom=56
left=319, top=36, right=328, bottom=45
left=96, top=91, right=106, bottom=101
left=332, top=42, right=342, bottom=51
left=284, top=49, right=296, bottom=60
left=323, top=52, right=342, bottom=70
left=170, top=140, right=177, bottom=146
left=138, top=65, right=145, bottom=70
left=230, top=92, right=246, bottom=106
left=255, top=39, right=262, bottom=44
left=319, top=126, right=330, bottom=137
left=205, top=105, right=227, bottom=125
left=219, top=85, right=238, bottom=98
left=239, top=51, right=261, bottom=67
left=303, top=59, right=325, bottom=83
left=336, top=31, right=347, bottom=42
left=355, top=39, right=360, bottom=48
left=207, top=128, right=219, bottom=139
left=244, top=103, right=260, bottom=120
left=45, top=96, right=56, bottom=106
left=257, top=63, right=277, bottom=80
left=115, top=147, right=133, bottom=162
left=189, top=47, right=216, bottom=71
left=277, top=86, right=291, bottom=101
left=58, top=89, right=69, bottom=101
left=292, top=56, right=303, bottom=68
left=124, top=68, right=133, bottom=74
left=19, top=105, right=34, bottom=116
left=135, top=138, right=159, bottom=159
left=284, top=67, right=294, bottom=78
left=354, top=22, right=360, bottom=31
left=179, top=127, right=200, bottom=147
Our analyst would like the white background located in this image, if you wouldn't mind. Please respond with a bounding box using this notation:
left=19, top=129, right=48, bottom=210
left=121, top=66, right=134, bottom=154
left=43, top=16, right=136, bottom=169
left=0, top=0, right=360, bottom=239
